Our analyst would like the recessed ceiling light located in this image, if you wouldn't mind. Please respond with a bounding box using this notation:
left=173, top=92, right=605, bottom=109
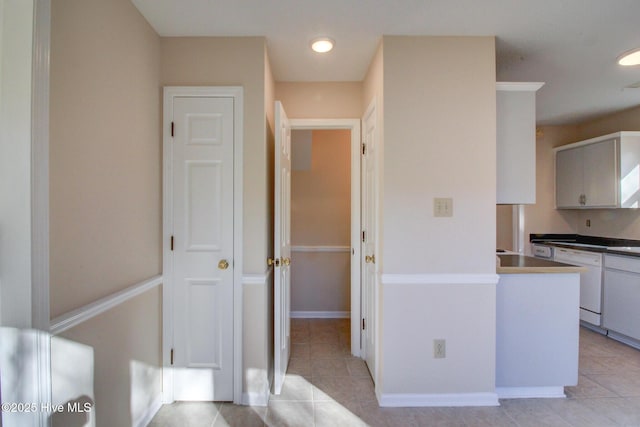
left=311, top=37, right=334, bottom=53
left=618, top=48, right=640, bottom=66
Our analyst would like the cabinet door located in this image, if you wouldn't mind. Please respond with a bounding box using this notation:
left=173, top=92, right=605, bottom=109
left=496, top=90, right=536, bottom=204
left=556, top=147, right=583, bottom=208
left=603, top=268, right=640, bottom=341
left=583, top=139, right=618, bottom=207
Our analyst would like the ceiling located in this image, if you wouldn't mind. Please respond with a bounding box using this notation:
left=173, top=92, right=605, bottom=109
left=132, top=0, right=640, bottom=125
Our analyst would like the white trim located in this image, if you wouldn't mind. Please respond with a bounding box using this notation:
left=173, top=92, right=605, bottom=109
left=291, top=245, right=350, bottom=253
left=49, top=275, right=162, bottom=335
left=496, top=387, right=565, bottom=399
left=242, top=273, right=269, bottom=286
left=512, top=205, right=525, bottom=254
left=288, top=118, right=360, bottom=130
left=162, top=86, right=244, bottom=405
left=291, top=311, right=350, bottom=319
left=380, top=274, right=500, bottom=286
left=378, top=392, right=499, bottom=407
left=31, top=2, right=52, bottom=425
left=31, top=0, right=50, bottom=333
left=607, top=330, right=640, bottom=351
left=496, top=82, right=545, bottom=91
left=289, top=118, right=362, bottom=359
left=242, top=390, right=270, bottom=407
left=132, top=394, right=163, bottom=427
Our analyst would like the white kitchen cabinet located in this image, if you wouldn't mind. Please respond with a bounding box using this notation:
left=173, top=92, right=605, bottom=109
left=496, top=82, right=544, bottom=204
left=555, top=132, right=640, bottom=208
left=603, top=254, right=640, bottom=343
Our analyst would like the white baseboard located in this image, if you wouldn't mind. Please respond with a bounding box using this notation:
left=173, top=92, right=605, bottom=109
left=133, top=394, right=163, bottom=427
left=291, top=311, right=350, bottom=319
left=242, top=390, right=270, bottom=407
left=378, top=392, right=499, bottom=407
left=606, top=330, right=640, bottom=351
left=496, top=386, right=565, bottom=399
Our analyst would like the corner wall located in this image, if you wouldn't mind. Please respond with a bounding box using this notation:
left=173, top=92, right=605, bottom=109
left=49, top=0, right=162, bottom=424
left=379, top=36, right=498, bottom=404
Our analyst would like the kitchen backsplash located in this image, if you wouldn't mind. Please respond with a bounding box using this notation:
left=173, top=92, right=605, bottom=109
left=573, top=209, right=640, bottom=240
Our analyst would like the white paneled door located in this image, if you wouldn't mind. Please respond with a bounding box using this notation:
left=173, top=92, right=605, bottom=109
left=170, top=96, right=234, bottom=401
left=361, top=101, right=377, bottom=382
left=273, top=101, right=292, bottom=394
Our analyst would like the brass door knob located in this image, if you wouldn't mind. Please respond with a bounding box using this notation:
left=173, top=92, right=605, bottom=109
left=268, top=257, right=281, bottom=267
left=283, top=257, right=291, bottom=266
left=218, top=259, right=229, bottom=270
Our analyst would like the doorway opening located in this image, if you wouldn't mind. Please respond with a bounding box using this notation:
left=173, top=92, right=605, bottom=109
left=288, top=119, right=361, bottom=357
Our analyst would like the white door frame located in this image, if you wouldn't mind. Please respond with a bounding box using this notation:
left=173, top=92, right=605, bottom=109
left=289, top=118, right=361, bottom=356
left=162, top=86, right=244, bottom=404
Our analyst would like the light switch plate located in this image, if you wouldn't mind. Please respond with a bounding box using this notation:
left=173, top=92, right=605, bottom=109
left=434, top=198, right=453, bottom=217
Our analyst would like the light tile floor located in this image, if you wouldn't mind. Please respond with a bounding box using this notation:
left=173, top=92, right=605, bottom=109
left=149, top=319, right=640, bottom=426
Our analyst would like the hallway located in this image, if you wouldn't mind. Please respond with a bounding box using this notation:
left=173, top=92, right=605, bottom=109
left=150, top=319, right=640, bottom=426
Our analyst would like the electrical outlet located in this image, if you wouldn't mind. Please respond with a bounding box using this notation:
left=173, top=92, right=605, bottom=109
left=586, top=219, right=591, bottom=227
left=434, top=339, right=446, bottom=358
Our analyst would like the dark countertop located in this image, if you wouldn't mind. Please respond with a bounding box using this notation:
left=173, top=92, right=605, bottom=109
left=530, top=234, right=640, bottom=258
left=497, top=254, right=585, bottom=274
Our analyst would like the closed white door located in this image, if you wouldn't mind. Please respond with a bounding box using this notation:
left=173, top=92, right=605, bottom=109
left=273, top=101, right=292, bottom=394
left=170, top=96, right=234, bottom=401
left=361, top=101, right=377, bottom=381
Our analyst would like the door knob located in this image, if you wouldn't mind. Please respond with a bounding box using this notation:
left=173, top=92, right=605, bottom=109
left=218, top=259, right=229, bottom=270
left=268, top=257, right=281, bottom=267
left=283, top=257, right=291, bottom=266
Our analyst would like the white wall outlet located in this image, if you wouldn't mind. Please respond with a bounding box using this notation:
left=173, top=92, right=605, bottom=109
left=433, top=198, right=453, bottom=217
left=434, top=339, right=446, bottom=358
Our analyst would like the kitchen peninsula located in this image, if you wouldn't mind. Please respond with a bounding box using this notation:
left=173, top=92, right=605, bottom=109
left=496, top=254, right=584, bottom=398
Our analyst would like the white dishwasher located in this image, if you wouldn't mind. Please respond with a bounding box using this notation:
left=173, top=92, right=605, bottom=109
left=554, top=247, right=603, bottom=326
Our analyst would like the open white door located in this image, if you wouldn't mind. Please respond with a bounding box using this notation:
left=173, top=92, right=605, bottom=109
left=361, top=100, right=377, bottom=381
left=273, top=101, right=292, bottom=394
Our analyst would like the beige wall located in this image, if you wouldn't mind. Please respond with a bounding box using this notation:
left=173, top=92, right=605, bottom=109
left=60, top=289, right=162, bottom=427
left=275, top=82, right=363, bottom=118
left=379, top=36, right=497, bottom=397
left=382, top=36, right=497, bottom=274
left=50, top=0, right=161, bottom=316
left=576, top=105, right=640, bottom=139
left=496, top=206, right=513, bottom=250
left=50, top=0, right=162, bottom=424
left=291, top=130, right=351, bottom=313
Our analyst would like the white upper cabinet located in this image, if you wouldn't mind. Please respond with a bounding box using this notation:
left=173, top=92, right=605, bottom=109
left=555, top=132, right=640, bottom=209
left=496, top=82, right=544, bottom=204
